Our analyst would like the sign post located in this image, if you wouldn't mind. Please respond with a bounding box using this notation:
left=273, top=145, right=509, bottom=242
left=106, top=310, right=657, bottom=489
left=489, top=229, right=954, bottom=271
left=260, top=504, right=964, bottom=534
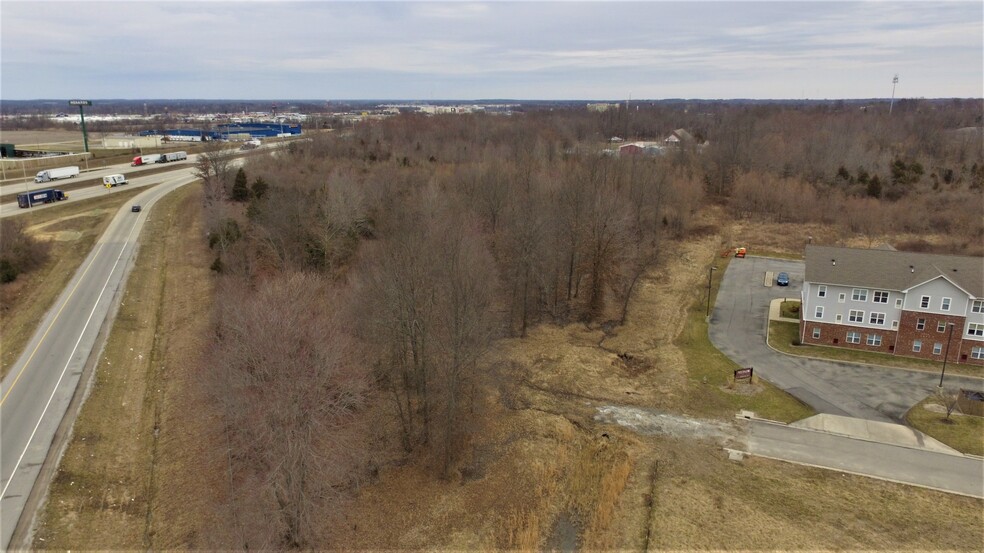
left=68, top=100, right=92, bottom=153
left=734, top=367, right=753, bottom=382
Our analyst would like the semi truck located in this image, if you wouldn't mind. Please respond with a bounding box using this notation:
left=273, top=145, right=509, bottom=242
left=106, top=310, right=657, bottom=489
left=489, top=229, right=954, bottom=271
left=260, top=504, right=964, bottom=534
left=17, top=189, right=67, bottom=208
left=131, top=154, right=161, bottom=166
left=103, top=174, right=128, bottom=187
left=157, top=151, right=188, bottom=163
left=34, top=166, right=80, bottom=183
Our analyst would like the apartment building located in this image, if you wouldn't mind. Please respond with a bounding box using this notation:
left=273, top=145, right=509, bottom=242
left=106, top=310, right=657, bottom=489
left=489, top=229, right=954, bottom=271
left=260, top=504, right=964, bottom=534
left=800, top=245, right=984, bottom=366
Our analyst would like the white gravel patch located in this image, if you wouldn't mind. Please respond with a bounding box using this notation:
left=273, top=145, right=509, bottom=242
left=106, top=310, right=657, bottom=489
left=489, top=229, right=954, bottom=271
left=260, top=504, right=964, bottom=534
left=595, top=405, right=740, bottom=444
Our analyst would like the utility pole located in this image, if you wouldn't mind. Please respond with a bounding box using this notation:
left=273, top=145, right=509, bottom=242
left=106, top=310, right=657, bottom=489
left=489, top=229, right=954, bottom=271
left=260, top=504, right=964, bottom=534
left=68, top=99, right=92, bottom=152
left=706, top=266, right=717, bottom=318
left=889, top=74, right=899, bottom=115
left=938, top=322, right=956, bottom=388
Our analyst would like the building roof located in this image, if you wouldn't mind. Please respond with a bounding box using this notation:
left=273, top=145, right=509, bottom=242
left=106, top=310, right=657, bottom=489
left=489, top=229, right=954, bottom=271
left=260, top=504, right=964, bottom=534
left=805, top=245, right=984, bottom=297
left=666, top=128, right=694, bottom=142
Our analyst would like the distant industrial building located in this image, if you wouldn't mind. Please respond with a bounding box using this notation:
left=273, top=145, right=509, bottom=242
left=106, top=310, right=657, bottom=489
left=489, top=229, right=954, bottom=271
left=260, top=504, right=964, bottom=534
left=139, top=129, right=216, bottom=141
left=587, top=103, right=620, bottom=112
left=137, top=123, right=302, bottom=142
left=214, top=122, right=302, bottom=139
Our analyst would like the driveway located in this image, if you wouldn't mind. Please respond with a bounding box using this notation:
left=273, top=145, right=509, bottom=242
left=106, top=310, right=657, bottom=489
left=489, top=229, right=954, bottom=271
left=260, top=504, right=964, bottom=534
left=708, top=255, right=982, bottom=422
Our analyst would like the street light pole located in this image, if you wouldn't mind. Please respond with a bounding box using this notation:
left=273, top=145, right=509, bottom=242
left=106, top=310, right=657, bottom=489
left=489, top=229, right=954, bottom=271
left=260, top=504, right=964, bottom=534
left=706, top=266, right=717, bottom=318
left=938, top=322, right=955, bottom=388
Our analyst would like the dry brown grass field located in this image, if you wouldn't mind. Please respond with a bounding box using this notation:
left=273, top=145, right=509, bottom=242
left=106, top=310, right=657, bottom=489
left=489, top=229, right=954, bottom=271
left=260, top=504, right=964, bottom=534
left=29, top=202, right=984, bottom=549
left=0, top=130, right=103, bottom=146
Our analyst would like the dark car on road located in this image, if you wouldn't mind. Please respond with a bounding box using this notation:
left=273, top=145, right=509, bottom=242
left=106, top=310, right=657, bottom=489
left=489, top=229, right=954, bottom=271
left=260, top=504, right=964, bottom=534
left=776, top=272, right=789, bottom=286
left=131, top=205, right=142, bottom=212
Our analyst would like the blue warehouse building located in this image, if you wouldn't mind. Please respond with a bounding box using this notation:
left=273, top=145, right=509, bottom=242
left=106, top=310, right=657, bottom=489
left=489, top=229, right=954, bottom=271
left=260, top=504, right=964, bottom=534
left=215, top=123, right=302, bottom=139
left=139, top=123, right=302, bottom=141
left=138, top=129, right=220, bottom=141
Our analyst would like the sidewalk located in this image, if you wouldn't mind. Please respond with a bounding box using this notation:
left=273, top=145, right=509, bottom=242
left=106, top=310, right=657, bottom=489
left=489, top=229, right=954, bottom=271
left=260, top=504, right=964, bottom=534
left=789, top=413, right=959, bottom=454
left=768, top=297, right=799, bottom=323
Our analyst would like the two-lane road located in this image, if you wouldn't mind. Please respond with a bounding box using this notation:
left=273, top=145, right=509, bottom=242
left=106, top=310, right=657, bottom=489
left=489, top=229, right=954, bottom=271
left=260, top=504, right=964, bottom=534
left=0, top=166, right=199, bottom=549
left=746, top=418, right=984, bottom=498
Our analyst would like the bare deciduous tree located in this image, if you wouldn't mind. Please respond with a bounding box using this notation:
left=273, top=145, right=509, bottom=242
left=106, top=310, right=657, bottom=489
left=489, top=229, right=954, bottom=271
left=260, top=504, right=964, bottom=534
left=208, top=273, right=371, bottom=549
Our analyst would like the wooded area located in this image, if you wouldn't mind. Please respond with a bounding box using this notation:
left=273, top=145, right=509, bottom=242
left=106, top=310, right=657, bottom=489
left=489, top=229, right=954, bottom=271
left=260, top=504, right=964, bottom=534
left=191, top=101, right=982, bottom=548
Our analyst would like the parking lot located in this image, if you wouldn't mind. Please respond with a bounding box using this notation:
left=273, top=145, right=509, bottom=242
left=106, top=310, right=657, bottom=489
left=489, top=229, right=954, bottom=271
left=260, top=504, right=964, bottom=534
left=708, top=255, right=983, bottom=422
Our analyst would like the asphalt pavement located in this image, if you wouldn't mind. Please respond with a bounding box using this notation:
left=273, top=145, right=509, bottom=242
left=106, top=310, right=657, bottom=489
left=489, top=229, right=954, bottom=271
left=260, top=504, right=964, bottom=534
left=745, top=418, right=984, bottom=498
left=0, top=166, right=200, bottom=549
left=708, top=255, right=983, bottom=422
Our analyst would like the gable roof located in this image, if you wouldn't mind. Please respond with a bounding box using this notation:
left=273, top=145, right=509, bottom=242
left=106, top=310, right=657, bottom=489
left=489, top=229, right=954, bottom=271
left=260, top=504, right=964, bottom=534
left=666, top=128, right=694, bottom=143
left=805, top=245, right=984, bottom=297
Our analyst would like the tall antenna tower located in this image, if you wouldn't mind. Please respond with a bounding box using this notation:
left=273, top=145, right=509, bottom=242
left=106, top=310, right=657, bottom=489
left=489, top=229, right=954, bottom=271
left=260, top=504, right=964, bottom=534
left=889, top=74, right=899, bottom=115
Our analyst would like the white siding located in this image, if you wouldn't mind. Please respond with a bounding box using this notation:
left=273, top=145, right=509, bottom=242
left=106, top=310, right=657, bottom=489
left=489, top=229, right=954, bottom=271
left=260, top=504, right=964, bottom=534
left=903, top=277, right=971, bottom=315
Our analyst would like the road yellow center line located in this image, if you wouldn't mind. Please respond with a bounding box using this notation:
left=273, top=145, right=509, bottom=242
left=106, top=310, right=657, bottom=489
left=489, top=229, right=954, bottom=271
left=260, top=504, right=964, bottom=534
left=0, top=241, right=107, bottom=406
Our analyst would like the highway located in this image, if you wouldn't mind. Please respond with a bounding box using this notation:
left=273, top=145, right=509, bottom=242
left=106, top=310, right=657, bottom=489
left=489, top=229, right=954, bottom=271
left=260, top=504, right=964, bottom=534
left=0, top=158, right=200, bottom=217
left=0, top=155, right=183, bottom=192
left=0, top=164, right=200, bottom=549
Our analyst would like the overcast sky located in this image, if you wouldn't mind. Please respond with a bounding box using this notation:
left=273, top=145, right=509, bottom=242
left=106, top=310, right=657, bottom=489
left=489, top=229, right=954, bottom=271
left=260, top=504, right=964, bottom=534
left=2, top=1, right=981, bottom=101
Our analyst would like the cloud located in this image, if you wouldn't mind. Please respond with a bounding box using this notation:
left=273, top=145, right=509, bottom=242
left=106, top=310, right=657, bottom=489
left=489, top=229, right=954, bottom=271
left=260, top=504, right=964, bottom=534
left=1, top=1, right=980, bottom=99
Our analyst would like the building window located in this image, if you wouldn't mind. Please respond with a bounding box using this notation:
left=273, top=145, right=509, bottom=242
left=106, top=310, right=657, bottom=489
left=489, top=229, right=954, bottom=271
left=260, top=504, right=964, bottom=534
left=972, top=346, right=984, bottom=360
left=916, top=318, right=926, bottom=330
left=913, top=340, right=922, bottom=352
left=815, top=306, right=824, bottom=319
left=869, top=312, right=885, bottom=325
left=835, top=314, right=843, bottom=323
left=891, top=320, right=899, bottom=330
left=817, top=285, right=827, bottom=298
left=866, top=334, right=882, bottom=346
left=969, top=323, right=984, bottom=337
left=848, top=310, right=864, bottom=323
left=920, top=295, right=930, bottom=309
left=852, top=288, right=868, bottom=302
left=937, top=321, right=946, bottom=332
left=813, top=327, right=821, bottom=339
left=846, top=331, right=861, bottom=344
left=973, top=300, right=984, bottom=314
left=873, top=291, right=889, bottom=303
left=895, top=298, right=903, bottom=308
left=838, top=293, right=846, bottom=303
left=933, top=343, right=943, bottom=355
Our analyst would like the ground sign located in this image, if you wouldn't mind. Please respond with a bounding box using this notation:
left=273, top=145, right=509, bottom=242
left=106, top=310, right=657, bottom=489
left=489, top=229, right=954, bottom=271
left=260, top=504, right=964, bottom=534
left=734, top=367, right=753, bottom=381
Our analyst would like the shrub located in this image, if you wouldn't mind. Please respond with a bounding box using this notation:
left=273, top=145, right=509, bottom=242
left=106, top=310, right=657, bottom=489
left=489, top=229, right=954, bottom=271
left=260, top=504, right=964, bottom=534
left=0, top=219, right=49, bottom=284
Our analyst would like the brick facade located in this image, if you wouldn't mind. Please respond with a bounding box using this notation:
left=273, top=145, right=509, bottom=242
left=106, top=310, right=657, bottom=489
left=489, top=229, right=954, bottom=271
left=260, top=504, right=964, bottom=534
left=957, top=342, right=984, bottom=366
left=799, top=311, right=984, bottom=367
left=896, top=311, right=966, bottom=363
left=799, top=320, right=897, bottom=355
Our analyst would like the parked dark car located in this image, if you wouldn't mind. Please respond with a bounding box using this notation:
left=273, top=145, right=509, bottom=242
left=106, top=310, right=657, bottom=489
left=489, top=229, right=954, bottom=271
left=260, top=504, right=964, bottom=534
left=776, top=272, right=789, bottom=286
left=131, top=205, right=142, bottom=212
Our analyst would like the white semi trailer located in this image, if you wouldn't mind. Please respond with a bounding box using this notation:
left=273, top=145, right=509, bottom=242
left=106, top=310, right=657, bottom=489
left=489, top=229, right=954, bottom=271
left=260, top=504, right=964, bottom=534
left=34, top=166, right=80, bottom=183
